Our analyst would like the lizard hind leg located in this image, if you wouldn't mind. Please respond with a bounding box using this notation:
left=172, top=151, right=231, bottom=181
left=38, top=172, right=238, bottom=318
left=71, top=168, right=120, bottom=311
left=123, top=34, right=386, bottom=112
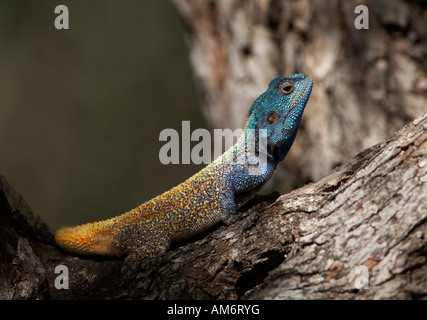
left=116, top=224, right=171, bottom=260
left=119, top=226, right=171, bottom=273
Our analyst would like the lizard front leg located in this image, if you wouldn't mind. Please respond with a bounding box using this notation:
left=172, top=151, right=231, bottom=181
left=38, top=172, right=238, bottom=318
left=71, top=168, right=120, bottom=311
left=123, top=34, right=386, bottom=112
left=217, top=178, right=239, bottom=225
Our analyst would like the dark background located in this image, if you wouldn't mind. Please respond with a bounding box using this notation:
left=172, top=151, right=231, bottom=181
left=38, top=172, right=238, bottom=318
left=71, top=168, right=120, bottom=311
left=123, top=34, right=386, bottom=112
left=0, top=1, right=206, bottom=228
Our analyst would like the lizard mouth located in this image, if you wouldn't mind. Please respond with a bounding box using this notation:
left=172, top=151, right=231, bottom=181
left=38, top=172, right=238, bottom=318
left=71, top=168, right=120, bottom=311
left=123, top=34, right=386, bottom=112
left=265, top=145, right=276, bottom=162
left=271, top=145, right=281, bottom=161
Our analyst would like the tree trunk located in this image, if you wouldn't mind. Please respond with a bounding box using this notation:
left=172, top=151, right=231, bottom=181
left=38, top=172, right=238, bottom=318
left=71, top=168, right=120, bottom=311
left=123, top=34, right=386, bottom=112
left=172, top=0, right=427, bottom=194
left=1, top=112, right=426, bottom=300
left=1, top=0, right=426, bottom=300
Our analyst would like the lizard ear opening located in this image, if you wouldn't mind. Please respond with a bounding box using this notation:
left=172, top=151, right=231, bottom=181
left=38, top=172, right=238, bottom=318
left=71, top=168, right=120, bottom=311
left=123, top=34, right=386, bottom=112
left=267, top=112, right=277, bottom=125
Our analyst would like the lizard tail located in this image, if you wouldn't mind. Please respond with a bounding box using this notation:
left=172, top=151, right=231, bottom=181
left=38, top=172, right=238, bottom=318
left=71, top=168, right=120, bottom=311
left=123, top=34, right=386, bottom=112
left=55, top=220, right=125, bottom=256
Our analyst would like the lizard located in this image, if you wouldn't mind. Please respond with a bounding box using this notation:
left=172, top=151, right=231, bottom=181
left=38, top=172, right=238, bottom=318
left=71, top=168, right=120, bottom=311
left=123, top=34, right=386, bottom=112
left=55, top=73, right=313, bottom=260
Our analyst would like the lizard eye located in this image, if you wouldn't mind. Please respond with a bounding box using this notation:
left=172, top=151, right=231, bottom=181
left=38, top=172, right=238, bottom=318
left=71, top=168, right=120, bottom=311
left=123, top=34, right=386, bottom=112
left=267, top=112, right=277, bottom=125
left=281, top=83, right=294, bottom=95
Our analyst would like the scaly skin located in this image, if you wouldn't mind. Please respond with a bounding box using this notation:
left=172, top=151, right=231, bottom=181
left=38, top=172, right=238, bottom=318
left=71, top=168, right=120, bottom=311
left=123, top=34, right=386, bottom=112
left=55, top=73, right=313, bottom=259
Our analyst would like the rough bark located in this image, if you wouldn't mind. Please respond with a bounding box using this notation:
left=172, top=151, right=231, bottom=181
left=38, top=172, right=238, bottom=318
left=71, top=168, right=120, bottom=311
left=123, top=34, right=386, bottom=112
left=171, top=0, right=427, bottom=194
left=1, top=112, right=426, bottom=300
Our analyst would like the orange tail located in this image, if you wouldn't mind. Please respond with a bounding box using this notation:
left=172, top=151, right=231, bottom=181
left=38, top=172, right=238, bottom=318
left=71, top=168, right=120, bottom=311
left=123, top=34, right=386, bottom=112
left=55, top=220, right=125, bottom=256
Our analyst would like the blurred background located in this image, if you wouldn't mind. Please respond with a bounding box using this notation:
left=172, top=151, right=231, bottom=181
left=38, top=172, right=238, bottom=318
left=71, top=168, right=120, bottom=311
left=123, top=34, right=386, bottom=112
left=0, top=1, right=206, bottom=228
left=1, top=0, right=425, bottom=230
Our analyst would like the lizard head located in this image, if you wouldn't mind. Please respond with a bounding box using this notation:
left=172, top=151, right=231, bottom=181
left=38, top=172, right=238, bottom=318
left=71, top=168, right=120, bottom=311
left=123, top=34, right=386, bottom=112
left=245, top=73, right=313, bottom=162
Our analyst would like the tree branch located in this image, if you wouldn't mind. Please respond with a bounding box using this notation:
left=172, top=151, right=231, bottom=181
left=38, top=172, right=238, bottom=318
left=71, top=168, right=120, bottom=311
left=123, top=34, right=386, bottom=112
left=1, top=112, right=425, bottom=299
